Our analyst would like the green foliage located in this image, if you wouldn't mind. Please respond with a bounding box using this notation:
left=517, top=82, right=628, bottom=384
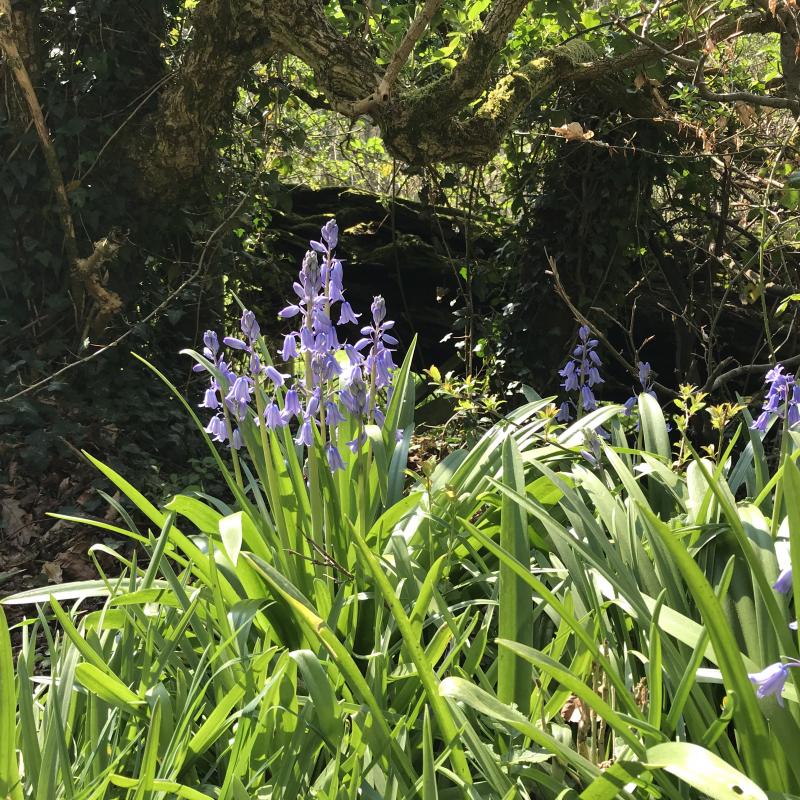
left=5, top=337, right=800, bottom=797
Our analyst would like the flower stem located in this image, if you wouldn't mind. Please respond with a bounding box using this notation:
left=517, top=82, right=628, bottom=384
left=254, top=386, right=295, bottom=577
left=221, top=406, right=244, bottom=490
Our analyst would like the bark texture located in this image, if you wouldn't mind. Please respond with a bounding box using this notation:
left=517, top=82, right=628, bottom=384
left=121, top=0, right=786, bottom=200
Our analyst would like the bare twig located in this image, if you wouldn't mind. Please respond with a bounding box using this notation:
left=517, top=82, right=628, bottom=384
left=380, top=0, right=443, bottom=96
left=351, top=0, right=443, bottom=114
left=78, top=72, right=176, bottom=183
left=615, top=17, right=800, bottom=112
left=640, top=0, right=664, bottom=39
left=709, top=354, right=800, bottom=392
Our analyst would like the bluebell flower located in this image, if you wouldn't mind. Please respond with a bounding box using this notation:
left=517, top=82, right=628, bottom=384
left=774, top=566, right=793, bottom=594
left=748, top=660, right=800, bottom=706
left=580, top=384, right=597, bottom=411
left=240, top=309, right=260, bottom=341
left=623, top=396, right=637, bottom=416
left=556, top=401, right=572, bottom=423
left=231, top=428, right=243, bottom=450
left=227, top=376, right=252, bottom=406
left=320, top=353, right=341, bottom=381
left=321, top=219, right=338, bottom=248
left=200, top=387, right=219, bottom=410
left=217, top=360, right=237, bottom=385
left=223, top=336, right=248, bottom=351
left=281, top=334, right=298, bottom=361
left=305, top=388, right=321, bottom=418
left=558, top=324, right=603, bottom=417
left=347, top=431, right=367, bottom=453
left=203, top=330, right=219, bottom=358
left=283, top=389, right=302, bottom=420
left=559, top=361, right=579, bottom=392
left=299, top=326, right=315, bottom=351
left=371, top=296, right=386, bottom=324
left=326, top=442, right=345, bottom=472
left=752, top=411, right=770, bottom=433
left=194, top=329, right=222, bottom=371
left=622, top=360, right=656, bottom=418
left=338, top=301, right=360, bottom=326
left=751, top=364, right=799, bottom=432
left=328, top=259, right=345, bottom=302
left=790, top=385, right=800, bottom=428
left=295, top=418, right=314, bottom=447
left=356, top=295, right=398, bottom=397
left=205, top=415, right=227, bottom=443
left=196, top=218, right=396, bottom=474
left=226, top=399, right=249, bottom=422
left=264, top=401, right=285, bottom=430
left=325, top=401, right=347, bottom=426
left=264, top=365, right=288, bottom=387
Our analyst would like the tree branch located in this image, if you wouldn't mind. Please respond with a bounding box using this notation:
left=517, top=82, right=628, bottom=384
left=615, top=17, right=800, bottom=112
left=374, top=0, right=444, bottom=107
left=0, top=0, right=81, bottom=300
left=124, top=0, right=276, bottom=200
left=385, top=8, right=782, bottom=164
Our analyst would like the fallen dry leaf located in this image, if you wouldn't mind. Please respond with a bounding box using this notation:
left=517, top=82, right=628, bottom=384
left=735, top=101, right=756, bottom=127
left=561, top=694, right=587, bottom=724
left=42, top=561, right=63, bottom=583
left=551, top=122, right=594, bottom=142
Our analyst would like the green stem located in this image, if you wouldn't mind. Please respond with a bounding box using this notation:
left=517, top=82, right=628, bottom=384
left=359, top=428, right=368, bottom=540
left=303, top=336, right=324, bottom=581
left=254, top=386, right=295, bottom=575
left=221, top=406, right=244, bottom=490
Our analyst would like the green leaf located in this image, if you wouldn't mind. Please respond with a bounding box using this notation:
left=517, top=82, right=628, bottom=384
left=290, top=650, right=341, bottom=745
left=644, top=742, right=767, bottom=800
left=439, top=677, right=599, bottom=782
left=133, top=701, right=161, bottom=800
left=165, top=494, right=223, bottom=533
left=776, top=293, right=800, bottom=316
left=637, top=504, right=778, bottom=788
left=219, top=511, right=244, bottom=566
left=0, top=609, right=23, bottom=800
left=638, top=392, right=671, bottom=460
left=497, top=434, right=533, bottom=716
left=74, top=663, right=144, bottom=715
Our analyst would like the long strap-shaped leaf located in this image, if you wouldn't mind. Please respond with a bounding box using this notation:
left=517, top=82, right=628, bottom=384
left=637, top=503, right=780, bottom=790
left=0, top=609, right=23, bottom=800
left=348, top=521, right=473, bottom=789
left=497, top=435, right=533, bottom=717
left=243, top=553, right=418, bottom=792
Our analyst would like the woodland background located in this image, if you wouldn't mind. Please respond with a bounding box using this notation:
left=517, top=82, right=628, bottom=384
left=2, top=0, right=800, bottom=589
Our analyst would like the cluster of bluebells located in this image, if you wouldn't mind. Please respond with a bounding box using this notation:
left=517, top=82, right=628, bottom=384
left=557, top=325, right=604, bottom=422
left=195, top=219, right=397, bottom=472
left=623, top=361, right=655, bottom=416
left=751, top=364, right=800, bottom=433
left=747, top=563, right=799, bottom=707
